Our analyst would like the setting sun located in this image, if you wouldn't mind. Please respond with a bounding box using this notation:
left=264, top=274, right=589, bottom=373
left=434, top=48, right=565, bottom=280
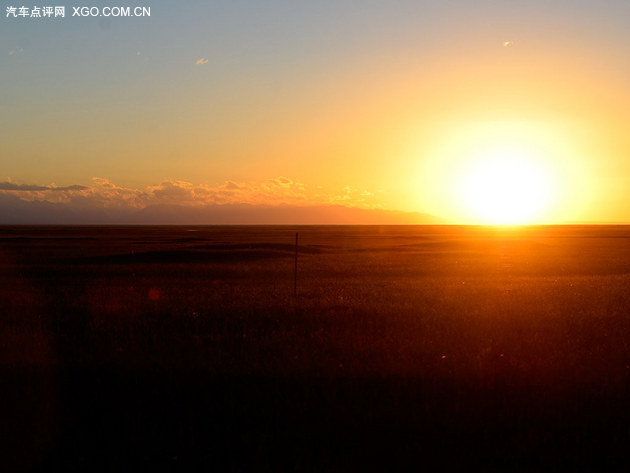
left=412, top=119, right=582, bottom=225
left=457, top=148, right=553, bottom=224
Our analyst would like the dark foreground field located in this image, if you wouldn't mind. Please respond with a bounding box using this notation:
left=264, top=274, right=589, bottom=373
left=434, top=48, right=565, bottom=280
left=3, top=225, right=630, bottom=471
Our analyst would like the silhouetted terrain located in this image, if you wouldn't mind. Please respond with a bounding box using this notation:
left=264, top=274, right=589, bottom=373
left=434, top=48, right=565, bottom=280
left=0, top=197, right=444, bottom=225
left=2, top=225, right=630, bottom=471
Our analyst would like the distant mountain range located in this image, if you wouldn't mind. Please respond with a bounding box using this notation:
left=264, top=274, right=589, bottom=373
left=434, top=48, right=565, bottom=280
left=0, top=195, right=444, bottom=225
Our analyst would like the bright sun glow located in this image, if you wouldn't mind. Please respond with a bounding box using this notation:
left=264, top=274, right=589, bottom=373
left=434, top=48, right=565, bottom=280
left=415, top=120, right=584, bottom=224
left=457, top=147, right=553, bottom=225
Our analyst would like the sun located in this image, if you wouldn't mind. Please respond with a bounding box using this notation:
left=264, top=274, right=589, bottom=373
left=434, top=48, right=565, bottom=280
left=457, top=147, right=553, bottom=225
left=414, top=120, right=577, bottom=224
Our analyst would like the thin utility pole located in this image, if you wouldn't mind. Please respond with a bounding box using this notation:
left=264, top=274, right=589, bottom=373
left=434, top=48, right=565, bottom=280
left=294, top=232, right=298, bottom=297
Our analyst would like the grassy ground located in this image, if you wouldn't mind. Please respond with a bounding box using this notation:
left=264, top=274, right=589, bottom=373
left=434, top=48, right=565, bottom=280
left=2, top=225, right=630, bottom=471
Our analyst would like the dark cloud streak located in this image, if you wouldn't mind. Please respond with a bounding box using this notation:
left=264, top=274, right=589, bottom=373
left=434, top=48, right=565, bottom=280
left=0, top=182, right=89, bottom=192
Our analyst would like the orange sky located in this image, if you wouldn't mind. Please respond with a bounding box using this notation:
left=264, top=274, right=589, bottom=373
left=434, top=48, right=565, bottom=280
left=2, top=1, right=630, bottom=223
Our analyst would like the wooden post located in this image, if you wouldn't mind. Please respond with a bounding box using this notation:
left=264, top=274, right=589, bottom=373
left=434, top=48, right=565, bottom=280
left=294, top=232, right=298, bottom=297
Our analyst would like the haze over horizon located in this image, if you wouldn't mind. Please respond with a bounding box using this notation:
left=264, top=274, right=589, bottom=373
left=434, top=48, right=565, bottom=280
left=0, top=186, right=624, bottom=225
left=3, top=1, right=630, bottom=224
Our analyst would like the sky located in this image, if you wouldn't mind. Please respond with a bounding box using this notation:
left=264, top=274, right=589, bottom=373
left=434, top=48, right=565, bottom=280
left=2, top=0, right=630, bottom=223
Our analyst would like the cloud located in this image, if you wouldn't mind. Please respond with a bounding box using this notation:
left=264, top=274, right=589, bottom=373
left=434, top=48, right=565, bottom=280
left=224, top=181, right=241, bottom=190
left=0, top=182, right=88, bottom=192
left=195, top=58, right=209, bottom=65
left=0, top=182, right=48, bottom=191
left=145, top=178, right=309, bottom=207
left=149, top=180, right=194, bottom=200
left=270, top=177, right=292, bottom=186
left=0, top=177, right=383, bottom=213
left=0, top=179, right=145, bottom=209
left=61, top=184, right=90, bottom=191
left=83, top=178, right=147, bottom=208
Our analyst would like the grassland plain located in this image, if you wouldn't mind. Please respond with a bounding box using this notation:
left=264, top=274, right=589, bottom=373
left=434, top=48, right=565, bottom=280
left=2, top=225, right=630, bottom=471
